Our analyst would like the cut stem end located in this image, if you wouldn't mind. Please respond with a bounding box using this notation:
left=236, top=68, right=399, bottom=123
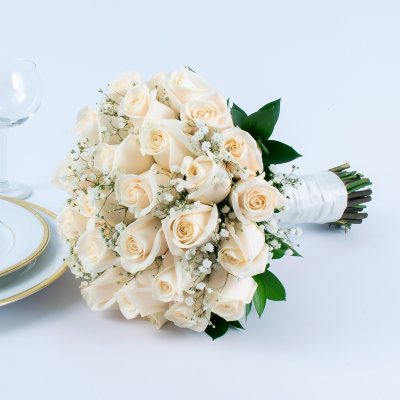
left=329, top=163, right=372, bottom=229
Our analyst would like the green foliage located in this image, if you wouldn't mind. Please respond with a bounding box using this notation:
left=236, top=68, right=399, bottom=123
left=271, top=249, right=286, bottom=259
left=256, top=138, right=270, bottom=155
left=262, top=270, right=286, bottom=301
left=205, top=314, right=245, bottom=340
left=258, top=98, right=281, bottom=126
left=272, top=248, right=300, bottom=259
left=230, top=98, right=301, bottom=166
left=288, top=247, right=302, bottom=257
left=231, top=103, right=247, bottom=126
left=184, top=65, right=196, bottom=73
left=252, top=274, right=268, bottom=317
left=263, top=140, right=302, bottom=165
left=205, top=314, right=229, bottom=340
left=229, top=320, right=245, bottom=330
left=272, top=241, right=302, bottom=259
left=251, top=266, right=287, bottom=317
left=240, top=109, right=276, bottom=142
left=245, top=302, right=252, bottom=319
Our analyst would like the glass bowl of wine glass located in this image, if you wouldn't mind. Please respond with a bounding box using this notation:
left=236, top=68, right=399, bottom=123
left=0, top=57, right=42, bottom=199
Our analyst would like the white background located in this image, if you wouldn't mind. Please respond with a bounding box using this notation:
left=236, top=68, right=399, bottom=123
left=1, top=0, right=399, bottom=399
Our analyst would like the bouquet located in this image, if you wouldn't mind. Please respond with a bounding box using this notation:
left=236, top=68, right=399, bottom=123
left=54, top=68, right=372, bottom=339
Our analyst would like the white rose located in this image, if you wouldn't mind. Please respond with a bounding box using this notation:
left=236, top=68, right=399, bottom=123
left=143, top=90, right=175, bottom=124
left=76, top=228, right=120, bottom=274
left=230, top=174, right=286, bottom=223
left=119, top=86, right=175, bottom=129
left=76, top=193, right=96, bottom=217
left=147, top=72, right=168, bottom=103
left=142, top=90, right=175, bottom=124
left=208, top=268, right=256, bottom=321
left=148, top=72, right=166, bottom=91
left=118, top=82, right=149, bottom=123
left=115, top=266, right=168, bottom=319
left=53, top=153, right=95, bottom=193
left=161, top=69, right=213, bottom=113
left=112, top=134, right=154, bottom=175
left=52, top=159, right=72, bottom=193
left=139, top=119, right=194, bottom=171
left=97, top=111, right=128, bottom=145
left=85, top=216, right=106, bottom=232
left=180, top=92, right=233, bottom=132
left=97, top=72, right=142, bottom=145
left=221, top=127, right=263, bottom=177
left=164, top=302, right=209, bottom=332
left=118, top=215, right=168, bottom=273
left=72, top=106, right=100, bottom=144
left=115, top=164, right=170, bottom=218
left=144, top=312, right=168, bottom=329
left=108, top=71, right=142, bottom=102
left=93, top=143, right=117, bottom=173
left=181, top=155, right=231, bottom=205
left=152, top=252, right=191, bottom=302
left=218, top=222, right=269, bottom=278
left=81, top=266, right=129, bottom=311
left=56, top=205, right=89, bottom=241
left=162, top=203, right=219, bottom=256
left=92, top=190, right=134, bottom=227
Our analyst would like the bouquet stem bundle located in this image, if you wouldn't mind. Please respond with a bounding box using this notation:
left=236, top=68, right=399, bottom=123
left=329, top=163, right=372, bottom=229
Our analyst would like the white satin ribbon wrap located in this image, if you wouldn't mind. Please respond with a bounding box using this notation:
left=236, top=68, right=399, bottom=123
left=278, top=171, right=348, bottom=224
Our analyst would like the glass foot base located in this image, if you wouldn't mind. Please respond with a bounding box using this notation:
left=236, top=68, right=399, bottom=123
left=0, top=181, right=32, bottom=199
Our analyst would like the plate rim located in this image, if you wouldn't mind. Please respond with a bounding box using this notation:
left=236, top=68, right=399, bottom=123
left=0, top=196, right=51, bottom=277
left=0, top=196, right=67, bottom=306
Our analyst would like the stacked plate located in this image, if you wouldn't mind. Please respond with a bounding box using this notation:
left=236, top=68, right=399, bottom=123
left=0, top=195, right=67, bottom=306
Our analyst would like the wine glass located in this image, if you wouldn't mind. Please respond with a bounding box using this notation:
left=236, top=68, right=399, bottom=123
left=0, top=57, right=42, bottom=199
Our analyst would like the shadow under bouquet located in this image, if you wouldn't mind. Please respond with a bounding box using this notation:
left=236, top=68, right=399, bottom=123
left=54, top=68, right=372, bottom=339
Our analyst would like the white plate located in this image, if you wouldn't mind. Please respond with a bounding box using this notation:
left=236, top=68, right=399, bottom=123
left=0, top=199, right=67, bottom=306
left=0, top=197, right=50, bottom=277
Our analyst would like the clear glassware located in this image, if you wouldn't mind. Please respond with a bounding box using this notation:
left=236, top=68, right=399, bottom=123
left=0, top=57, right=42, bottom=199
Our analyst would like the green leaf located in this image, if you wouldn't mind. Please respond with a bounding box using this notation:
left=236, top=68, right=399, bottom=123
left=264, top=270, right=286, bottom=301
left=274, top=248, right=301, bottom=258
left=252, top=275, right=267, bottom=317
left=245, top=302, right=252, bottom=320
left=291, top=248, right=302, bottom=257
left=273, top=242, right=302, bottom=258
left=257, top=138, right=271, bottom=172
left=257, top=138, right=269, bottom=155
left=184, top=65, right=196, bottom=73
left=281, top=243, right=302, bottom=257
left=258, top=98, right=281, bottom=127
left=264, top=140, right=302, bottom=165
left=240, top=109, right=277, bottom=141
left=205, top=314, right=229, bottom=340
left=229, top=320, right=245, bottom=330
left=231, top=103, right=247, bottom=126
left=253, top=267, right=286, bottom=304
left=272, top=249, right=286, bottom=259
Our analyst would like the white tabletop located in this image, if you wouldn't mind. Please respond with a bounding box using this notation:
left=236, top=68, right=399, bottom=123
left=1, top=1, right=399, bottom=399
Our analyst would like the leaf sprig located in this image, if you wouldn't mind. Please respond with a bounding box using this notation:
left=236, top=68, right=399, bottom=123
left=205, top=314, right=244, bottom=340
left=252, top=265, right=286, bottom=317
left=232, top=99, right=302, bottom=168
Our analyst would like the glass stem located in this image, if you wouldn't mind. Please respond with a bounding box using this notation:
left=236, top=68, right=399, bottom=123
left=0, top=127, right=9, bottom=192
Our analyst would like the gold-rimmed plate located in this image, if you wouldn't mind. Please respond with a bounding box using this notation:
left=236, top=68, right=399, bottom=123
left=0, top=196, right=50, bottom=277
left=0, top=197, right=67, bottom=306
